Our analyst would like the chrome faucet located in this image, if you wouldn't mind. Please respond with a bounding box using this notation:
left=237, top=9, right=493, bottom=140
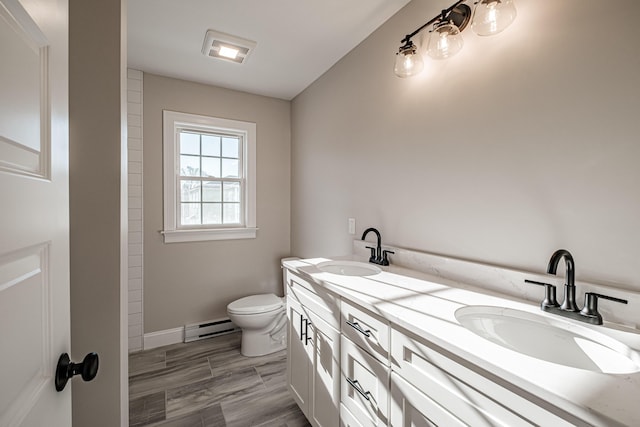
left=361, top=227, right=394, bottom=266
left=526, top=249, right=628, bottom=325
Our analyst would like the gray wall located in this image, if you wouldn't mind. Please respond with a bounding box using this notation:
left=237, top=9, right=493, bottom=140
left=143, top=74, right=291, bottom=332
left=291, top=0, right=640, bottom=290
left=69, top=0, right=125, bottom=424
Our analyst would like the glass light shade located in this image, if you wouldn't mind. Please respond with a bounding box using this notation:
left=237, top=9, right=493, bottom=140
left=472, top=0, right=517, bottom=36
left=394, top=44, right=424, bottom=78
left=427, top=22, right=464, bottom=60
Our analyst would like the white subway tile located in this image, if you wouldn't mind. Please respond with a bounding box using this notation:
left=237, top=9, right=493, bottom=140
left=128, top=266, right=142, bottom=279
left=129, top=231, right=143, bottom=244
left=127, top=90, right=141, bottom=104
left=129, top=312, right=142, bottom=325
left=129, top=301, right=142, bottom=314
left=129, top=289, right=142, bottom=302
left=128, top=102, right=142, bottom=115
left=129, top=150, right=142, bottom=162
left=128, top=137, right=143, bottom=151
left=129, top=278, right=143, bottom=291
left=127, top=69, right=143, bottom=79
left=128, top=161, right=142, bottom=174
left=128, top=79, right=142, bottom=92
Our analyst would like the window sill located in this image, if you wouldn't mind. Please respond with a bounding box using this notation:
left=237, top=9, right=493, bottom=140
left=161, top=227, right=258, bottom=243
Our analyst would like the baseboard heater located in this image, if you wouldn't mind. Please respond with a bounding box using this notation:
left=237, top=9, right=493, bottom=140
left=184, top=317, right=240, bottom=342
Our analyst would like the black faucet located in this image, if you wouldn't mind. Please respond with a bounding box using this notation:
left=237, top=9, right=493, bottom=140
left=547, top=249, right=578, bottom=312
left=525, top=249, right=628, bottom=325
left=361, top=227, right=394, bottom=266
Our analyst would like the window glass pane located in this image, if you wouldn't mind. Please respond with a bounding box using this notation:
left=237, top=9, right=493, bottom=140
left=223, top=203, right=240, bottom=224
left=180, top=132, right=200, bottom=155
left=180, top=155, right=200, bottom=177
left=221, top=158, right=239, bottom=178
left=180, top=180, right=201, bottom=202
left=181, top=203, right=201, bottom=225
left=222, top=137, right=239, bottom=158
left=203, top=181, right=222, bottom=202
left=203, top=203, right=222, bottom=225
left=202, top=134, right=220, bottom=156
left=224, top=182, right=240, bottom=202
left=201, top=157, right=221, bottom=178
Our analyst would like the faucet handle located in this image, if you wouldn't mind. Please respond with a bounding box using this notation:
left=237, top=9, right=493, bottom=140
left=365, top=246, right=377, bottom=263
left=525, top=279, right=560, bottom=309
left=580, top=292, right=628, bottom=325
left=382, top=250, right=394, bottom=266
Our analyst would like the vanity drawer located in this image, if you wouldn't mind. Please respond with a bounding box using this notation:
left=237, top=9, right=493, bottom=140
left=390, top=372, right=464, bottom=427
left=341, top=335, right=390, bottom=427
left=391, top=328, right=574, bottom=427
left=340, top=403, right=365, bottom=427
left=341, top=300, right=390, bottom=365
left=286, top=269, right=340, bottom=329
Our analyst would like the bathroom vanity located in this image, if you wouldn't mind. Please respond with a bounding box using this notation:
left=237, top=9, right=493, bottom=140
left=283, top=243, right=640, bottom=427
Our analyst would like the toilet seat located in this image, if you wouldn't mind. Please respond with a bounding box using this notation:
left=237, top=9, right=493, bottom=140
left=227, top=293, right=283, bottom=315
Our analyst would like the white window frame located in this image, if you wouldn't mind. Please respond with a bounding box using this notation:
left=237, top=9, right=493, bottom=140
left=162, top=110, right=257, bottom=243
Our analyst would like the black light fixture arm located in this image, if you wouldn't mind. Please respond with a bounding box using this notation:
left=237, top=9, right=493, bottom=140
left=399, top=0, right=469, bottom=46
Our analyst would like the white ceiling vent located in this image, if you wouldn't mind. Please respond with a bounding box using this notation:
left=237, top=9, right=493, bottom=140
left=201, top=30, right=256, bottom=64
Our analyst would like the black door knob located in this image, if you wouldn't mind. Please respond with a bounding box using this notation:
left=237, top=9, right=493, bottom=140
left=55, top=352, right=99, bottom=392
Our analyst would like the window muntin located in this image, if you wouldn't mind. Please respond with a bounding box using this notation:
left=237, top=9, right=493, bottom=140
left=177, top=130, right=243, bottom=227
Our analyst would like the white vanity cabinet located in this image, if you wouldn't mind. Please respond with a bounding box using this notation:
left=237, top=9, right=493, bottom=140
left=340, top=300, right=390, bottom=427
left=390, top=327, right=575, bottom=427
left=285, top=270, right=341, bottom=427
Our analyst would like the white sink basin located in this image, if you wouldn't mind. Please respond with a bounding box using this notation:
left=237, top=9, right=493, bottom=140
left=316, top=260, right=381, bottom=277
left=455, top=305, right=640, bottom=374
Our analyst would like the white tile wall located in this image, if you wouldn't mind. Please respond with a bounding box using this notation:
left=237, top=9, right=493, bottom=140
left=127, top=69, right=144, bottom=352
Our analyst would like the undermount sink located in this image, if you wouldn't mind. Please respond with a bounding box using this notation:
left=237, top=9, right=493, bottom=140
left=455, top=305, right=640, bottom=374
left=316, top=260, right=381, bottom=277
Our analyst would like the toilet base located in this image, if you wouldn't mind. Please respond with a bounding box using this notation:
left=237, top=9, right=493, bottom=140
left=240, top=329, right=287, bottom=357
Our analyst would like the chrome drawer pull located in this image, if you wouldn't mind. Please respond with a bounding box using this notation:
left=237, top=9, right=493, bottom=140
left=346, top=320, right=371, bottom=337
left=346, top=377, right=371, bottom=401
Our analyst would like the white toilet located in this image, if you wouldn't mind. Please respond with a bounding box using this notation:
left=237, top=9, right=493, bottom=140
left=227, top=293, right=287, bottom=357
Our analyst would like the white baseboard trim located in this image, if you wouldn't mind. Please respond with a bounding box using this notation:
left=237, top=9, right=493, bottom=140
left=143, top=327, right=184, bottom=350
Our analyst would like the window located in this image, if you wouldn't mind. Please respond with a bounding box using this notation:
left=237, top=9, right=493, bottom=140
left=162, top=110, right=256, bottom=243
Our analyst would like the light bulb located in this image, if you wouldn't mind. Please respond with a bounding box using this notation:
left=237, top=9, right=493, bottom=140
left=427, top=22, right=463, bottom=60
left=394, top=42, right=424, bottom=78
left=472, top=0, right=517, bottom=36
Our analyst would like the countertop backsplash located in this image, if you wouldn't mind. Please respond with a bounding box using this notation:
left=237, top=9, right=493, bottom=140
left=352, top=240, right=640, bottom=330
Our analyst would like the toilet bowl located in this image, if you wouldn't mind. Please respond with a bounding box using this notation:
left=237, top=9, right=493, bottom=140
left=227, top=293, right=287, bottom=357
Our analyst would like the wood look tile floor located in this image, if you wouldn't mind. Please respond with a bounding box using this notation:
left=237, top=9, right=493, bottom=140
left=129, top=332, right=311, bottom=426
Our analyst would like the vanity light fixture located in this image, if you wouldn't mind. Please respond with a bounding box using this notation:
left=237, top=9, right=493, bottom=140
left=394, top=0, right=517, bottom=78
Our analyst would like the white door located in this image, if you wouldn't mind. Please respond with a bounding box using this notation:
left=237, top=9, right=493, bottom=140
left=0, top=0, right=71, bottom=425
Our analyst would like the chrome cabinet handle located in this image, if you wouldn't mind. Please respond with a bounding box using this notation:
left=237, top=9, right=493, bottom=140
left=346, top=320, right=371, bottom=337
left=346, top=377, right=371, bottom=401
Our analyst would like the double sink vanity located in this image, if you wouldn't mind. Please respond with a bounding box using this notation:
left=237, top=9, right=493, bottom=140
left=282, top=240, right=640, bottom=426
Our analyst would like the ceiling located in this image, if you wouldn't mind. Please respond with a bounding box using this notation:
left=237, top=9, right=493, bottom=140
left=127, top=0, right=411, bottom=100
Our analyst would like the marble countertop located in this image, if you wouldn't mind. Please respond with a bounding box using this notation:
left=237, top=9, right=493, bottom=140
left=282, top=255, right=640, bottom=427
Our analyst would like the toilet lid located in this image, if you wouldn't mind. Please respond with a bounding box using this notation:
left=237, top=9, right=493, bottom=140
left=227, top=294, right=283, bottom=314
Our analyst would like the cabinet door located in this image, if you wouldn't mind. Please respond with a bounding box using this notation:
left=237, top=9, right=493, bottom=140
left=308, top=311, right=341, bottom=427
left=341, top=336, right=390, bottom=427
left=287, top=295, right=313, bottom=416
left=390, top=372, right=465, bottom=427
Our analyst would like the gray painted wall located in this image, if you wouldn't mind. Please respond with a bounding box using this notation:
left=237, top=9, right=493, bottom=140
left=69, top=0, right=125, bottom=424
left=291, top=0, right=640, bottom=290
left=143, top=74, right=291, bottom=332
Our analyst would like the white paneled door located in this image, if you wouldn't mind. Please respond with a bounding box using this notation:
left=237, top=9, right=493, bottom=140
left=0, top=0, right=71, bottom=425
